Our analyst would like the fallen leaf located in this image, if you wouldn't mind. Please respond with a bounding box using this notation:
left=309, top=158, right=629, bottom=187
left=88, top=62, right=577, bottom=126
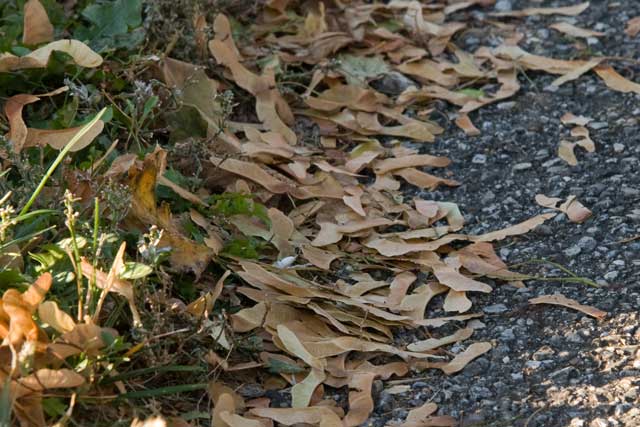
left=387, top=272, right=417, bottom=308
left=250, top=407, right=343, bottom=427
left=291, top=368, right=325, bottom=408
left=80, top=257, right=141, bottom=327
left=442, top=289, right=473, bottom=313
left=530, top=294, right=606, bottom=319
left=24, top=119, right=105, bottom=151
left=301, top=245, right=340, bottom=270
left=408, top=327, right=474, bottom=352
left=130, top=150, right=213, bottom=275
left=561, top=112, right=592, bottom=126
left=231, top=302, right=267, bottom=332
left=595, top=65, right=640, bottom=95
left=343, top=372, right=375, bottom=427
left=625, top=16, right=640, bottom=37
left=441, top=342, right=492, bottom=374
left=491, top=2, right=590, bottom=17
left=550, top=58, right=601, bottom=88
left=374, top=154, right=450, bottom=175
left=454, top=114, right=481, bottom=136
left=549, top=22, right=603, bottom=38
left=535, top=194, right=591, bottom=223
left=494, top=45, right=588, bottom=75
left=432, top=263, right=492, bottom=293
left=392, top=168, right=460, bottom=191
left=312, top=218, right=394, bottom=247
left=23, top=0, right=54, bottom=45
left=0, top=40, right=103, bottom=72
left=558, top=140, right=578, bottom=165
left=472, top=213, right=556, bottom=242
left=37, top=301, right=76, bottom=333
left=277, top=324, right=326, bottom=370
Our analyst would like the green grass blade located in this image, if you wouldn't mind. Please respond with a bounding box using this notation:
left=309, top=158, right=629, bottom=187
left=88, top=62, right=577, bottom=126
left=117, top=383, right=208, bottom=400
left=20, top=108, right=107, bottom=216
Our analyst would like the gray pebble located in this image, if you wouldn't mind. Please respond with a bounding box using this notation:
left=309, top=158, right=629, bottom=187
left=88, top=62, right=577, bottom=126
left=564, top=245, right=582, bottom=257
left=472, top=154, right=487, bottom=164
left=577, top=236, right=597, bottom=252
left=494, top=0, right=512, bottom=12
left=513, top=162, right=532, bottom=171
left=484, top=303, right=509, bottom=314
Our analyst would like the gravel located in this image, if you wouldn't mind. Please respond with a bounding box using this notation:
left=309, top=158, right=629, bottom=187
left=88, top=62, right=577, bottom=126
left=367, top=1, right=640, bottom=426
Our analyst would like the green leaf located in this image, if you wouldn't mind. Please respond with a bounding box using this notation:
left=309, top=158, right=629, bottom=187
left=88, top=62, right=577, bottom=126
left=167, top=105, right=208, bottom=143
left=222, top=237, right=262, bottom=259
left=266, top=358, right=305, bottom=374
left=119, top=262, right=153, bottom=280
left=42, top=398, right=67, bottom=418
left=74, top=0, right=144, bottom=52
left=457, top=88, right=485, bottom=99
left=337, top=54, right=390, bottom=87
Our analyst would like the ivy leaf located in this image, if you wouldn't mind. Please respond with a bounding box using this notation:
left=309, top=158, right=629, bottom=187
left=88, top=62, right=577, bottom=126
left=74, top=0, right=144, bottom=52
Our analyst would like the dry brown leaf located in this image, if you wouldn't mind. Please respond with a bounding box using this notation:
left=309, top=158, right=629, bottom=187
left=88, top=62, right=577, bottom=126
left=230, top=302, right=267, bottom=332
left=301, top=245, right=339, bottom=270
left=396, top=60, right=458, bottom=87
left=22, top=272, right=52, bottom=309
left=549, top=22, right=603, bottom=38
left=305, top=85, right=387, bottom=112
left=219, top=412, right=263, bottom=427
left=399, top=282, right=449, bottom=320
left=472, top=213, right=556, bottom=242
left=343, top=372, right=375, bottom=427
left=291, top=368, right=326, bottom=408
left=37, top=301, right=75, bottom=333
left=186, top=271, right=229, bottom=318
left=393, top=168, right=460, bottom=191
left=4, top=88, right=67, bottom=153
left=535, top=194, right=592, bottom=223
left=558, top=140, right=578, bottom=165
left=130, top=150, right=212, bottom=275
left=550, top=58, right=601, bottom=88
left=210, top=14, right=295, bottom=144
left=80, top=258, right=141, bottom=326
left=212, top=393, right=237, bottom=427
left=23, top=0, right=54, bottom=45
left=491, top=2, right=589, bottom=17
left=312, top=218, right=394, bottom=247
left=432, top=263, right=492, bottom=293
left=387, top=272, right=417, bottom=308
left=47, top=322, right=117, bottom=360
left=595, top=65, right=640, bottom=95
left=625, top=17, right=640, bottom=37
left=561, top=112, right=592, bottom=126
left=494, top=45, right=588, bottom=74
left=24, top=119, right=105, bottom=151
left=454, top=114, right=481, bottom=136
left=0, top=40, right=102, bottom=72
left=441, top=342, right=492, bottom=374
left=277, top=324, right=326, bottom=370
left=374, top=154, right=450, bottom=175
left=13, top=368, right=85, bottom=398
left=442, top=289, right=472, bottom=313
left=529, top=294, right=607, bottom=319
left=250, top=407, right=343, bottom=427
left=408, top=328, right=474, bottom=352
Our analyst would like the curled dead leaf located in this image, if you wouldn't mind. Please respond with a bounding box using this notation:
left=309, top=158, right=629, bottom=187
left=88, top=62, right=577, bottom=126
left=529, top=294, right=606, bottom=319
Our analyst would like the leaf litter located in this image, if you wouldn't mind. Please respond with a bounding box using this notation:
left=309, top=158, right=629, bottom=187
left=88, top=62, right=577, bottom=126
left=0, top=0, right=617, bottom=425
